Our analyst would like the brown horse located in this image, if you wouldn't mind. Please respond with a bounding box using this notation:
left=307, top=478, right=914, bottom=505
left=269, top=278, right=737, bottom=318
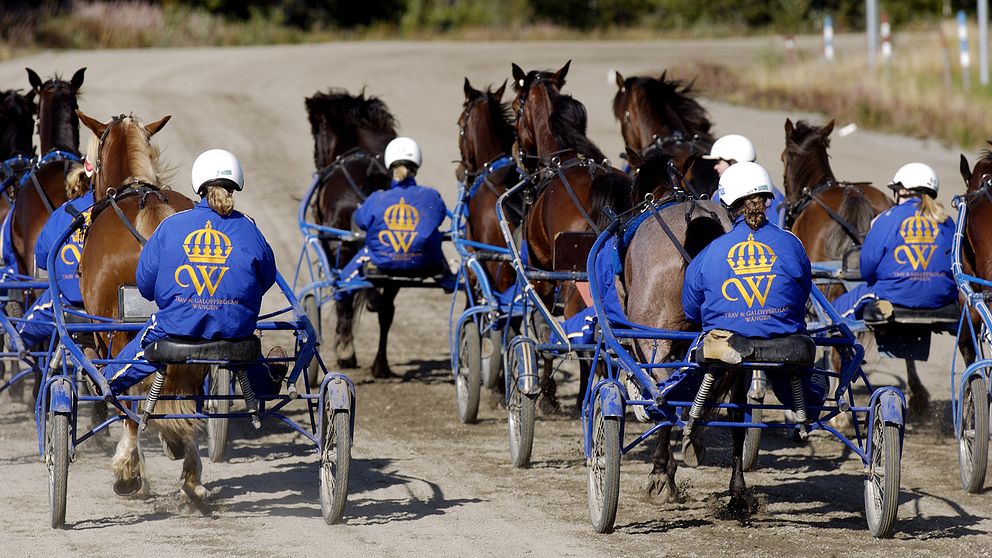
left=0, top=88, right=36, bottom=226
left=75, top=111, right=203, bottom=506
left=956, top=147, right=992, bottom=367
left=782, top=118, right=891, bottom=263
left=510, top=61, right=632, bottom=411
left=457, top=78, right=518, bottom=294
left=304, top=89, right=397, bottom=378
left=622, top=149, right=733, bottom=503
left=11, top=68, right=85, bottom=278
left=612, top=71, right=718, bottom=196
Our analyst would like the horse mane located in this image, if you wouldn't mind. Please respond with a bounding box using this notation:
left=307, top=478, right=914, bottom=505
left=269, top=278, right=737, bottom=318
left=305, top=88, right=398, bottom=167
left=785, top=119, right=836, bottom=191
left=485, top=86, right=515, bottom=151
left=613, top=75, right=714, bottom=143
left=110, top=115, right=170, bottom=188
left=631, top=149, right=677, bottom=201
left=550, top=93, right=607, bottom=161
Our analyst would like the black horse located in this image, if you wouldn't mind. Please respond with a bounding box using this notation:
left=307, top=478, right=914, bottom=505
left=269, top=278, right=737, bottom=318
left=305, top=89, right=398, bottom=378
left=0, top=88, right=36, bottom=225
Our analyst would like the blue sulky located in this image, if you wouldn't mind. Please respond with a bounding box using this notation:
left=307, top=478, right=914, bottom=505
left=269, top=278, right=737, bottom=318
left=39, top=209, right=356, bottom=529
left=948, top=196, right=992, bottom=494
left=580, top=209, right=906, bottom=538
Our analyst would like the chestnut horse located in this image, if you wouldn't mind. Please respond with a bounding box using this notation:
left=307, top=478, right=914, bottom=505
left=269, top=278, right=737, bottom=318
left=0, top=89, right=36, bottom=228
left=622, top=149, right=734, bottom=505
left=304, top=90, right=397, bottom=377
left=11, top=69, right=86, bottom=277
left=457, top=78, right=518, bottom=294
left=612, top=71, right=718, bottom=196
left=75, top=111, right=203, bottom=506
left=510, top=61, right=632, bottom=411
left=957, top=147, right=992, bottom=367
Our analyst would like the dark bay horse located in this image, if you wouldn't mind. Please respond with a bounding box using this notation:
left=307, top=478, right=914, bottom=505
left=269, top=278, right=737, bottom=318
left=11, top=68, right=86, bottom=278
left=0, top=89, right=36, bottom=226
left=957, top=147, right=992, bottom=367
left=457, top=77, right=518, bottom=294
left=75, top=111, right=203, bottom=505
left=622, top=150, right=734, bottom=504
left=305, top=89, right=397, bottom=378
left=782, top=118, right=891, bottom=263
left=510, top=61, right=632, bottom=411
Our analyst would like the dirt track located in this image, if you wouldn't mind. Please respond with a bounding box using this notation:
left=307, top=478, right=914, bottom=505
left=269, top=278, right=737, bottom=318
left=1, top=37, right=991, bottom=557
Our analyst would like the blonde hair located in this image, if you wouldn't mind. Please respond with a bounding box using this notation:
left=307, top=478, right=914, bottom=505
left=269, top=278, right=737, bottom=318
left=65, top=133, right=99, bottom=199
left=391, top=163, right=416, bottom=182
left=206, top=184, right=234, bottom=216
left=918, top=193, right=948, bottom=223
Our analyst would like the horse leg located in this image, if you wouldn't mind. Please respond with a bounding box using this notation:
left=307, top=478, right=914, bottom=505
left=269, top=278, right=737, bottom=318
left=905, top=359, right=930, bottom=416
left=178, top=433, right=208, bottom=513
left=727, top=372, right=751, bottom=521
left=370, top=286, right=398, bottom=379
left=111, top=419, right=148, bottom=497
left=334, top=298, right=358, bottom=369
left=645, top=426, right=682, bottom=503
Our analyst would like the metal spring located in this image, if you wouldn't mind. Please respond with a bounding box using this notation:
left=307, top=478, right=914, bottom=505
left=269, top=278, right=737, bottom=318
left=689, top=372, right=716, bottom=421
left=140, top=370, right=167, bottom=431
left=790, top=375, right=808, bottom=424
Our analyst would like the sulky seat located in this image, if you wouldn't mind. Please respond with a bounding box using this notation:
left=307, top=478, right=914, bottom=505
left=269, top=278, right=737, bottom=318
left=863, top=300, right=960, bottom=326
left=144, top=335, right=261, bottom=364
left=699, top=331, right=816, bottom=367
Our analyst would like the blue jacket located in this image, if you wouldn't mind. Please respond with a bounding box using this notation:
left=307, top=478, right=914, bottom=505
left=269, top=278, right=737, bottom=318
left=860, top=198, right=956, bottom=308
left=683, top=218, right=812, bottom=337
left=35, top=191, right=94, bottom=305
left=355, top=177, right=447, bottom=271
left=136, top=198, right=277, bottom=340
left=712, top=185, right=786, bottom=227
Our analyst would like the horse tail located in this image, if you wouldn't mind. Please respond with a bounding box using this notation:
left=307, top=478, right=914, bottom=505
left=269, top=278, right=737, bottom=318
left=155, top=364, right=209, bottom=454
left=135, top=197, right=177, bottom=240
left=590, top=170, right=633, bottom=230
left=825, top=187, right=874, bottom=260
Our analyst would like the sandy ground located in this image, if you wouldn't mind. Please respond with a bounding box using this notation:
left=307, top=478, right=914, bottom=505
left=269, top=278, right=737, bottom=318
left=1, top=37, right=990, bottom=558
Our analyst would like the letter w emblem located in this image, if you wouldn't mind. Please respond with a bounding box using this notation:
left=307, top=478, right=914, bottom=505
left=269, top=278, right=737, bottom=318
left=175, top=264, right=229, bottom=296
left=894, top=244, right=936, bottom=271
left=378, top=230, right=417, bottom=253
left=722, top=275, right=776, bottom=308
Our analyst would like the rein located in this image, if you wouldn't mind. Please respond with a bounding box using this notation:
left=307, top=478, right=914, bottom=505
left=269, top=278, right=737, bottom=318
left=316, top=148, right=386, bottom=202
left=462, top=154, right=514, bottom=202
left=93, top=180, right=168, bottom=247
left=522, top=152, right=613, bottom=235
left=963, top=173, right=992, bottom=207
left=18, top=149, right=81, bottom=215
left=785, top=180, right=868, bottom=246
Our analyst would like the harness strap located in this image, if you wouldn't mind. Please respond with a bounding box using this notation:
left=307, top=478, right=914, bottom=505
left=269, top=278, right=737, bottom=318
left=108, top=195, right=147, bottom=246
left=30, top=172, right=55, bottom=214
left=650, top=203, right=693, bottom=264
left=809, top=191, right=864, bottom=246
left=555, top=164, right=602, bottom=235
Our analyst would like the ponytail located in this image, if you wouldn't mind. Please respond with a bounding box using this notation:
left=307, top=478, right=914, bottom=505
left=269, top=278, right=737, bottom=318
left=737, top=194, right=769, bottom=231
left=206, top=185, right=234, bottom=216
left=391, top=162, right=416, bottom=183
left=65, top=163, right=89, bottom=199
left=918, top=192, right=948, bottom=223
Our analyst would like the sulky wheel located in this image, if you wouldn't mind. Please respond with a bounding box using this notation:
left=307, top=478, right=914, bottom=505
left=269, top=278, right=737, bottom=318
left=481, top=327, right=502, bottom=389
left=958, top=374, right=989, bottom=493
left=508, top=388, right=536, bottom=468
left=455, top=320, right=482, bottom=424
left=320, top=409, right=351, bottom=524
left=742, top=397, right=763, bottom=472
left=207, top=366, right=231, bottom=463
left=302, top=294, right=322, bottom=390
left=47, top=412, right=70, bottom=529
left=587, top=398, right=621, bottom=533
left=864, top=401, right=902, bottom=538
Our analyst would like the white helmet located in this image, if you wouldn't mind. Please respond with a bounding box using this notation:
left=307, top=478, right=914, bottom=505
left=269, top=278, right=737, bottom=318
left=191, top=148, right=244, bottom=195
left=717, top=162, right=774, bottom=207
left=702, top=134, right=756, bottom=163
left=384, top=137, right=422, bottom=169
left=890, top=162, right=939, bottom=195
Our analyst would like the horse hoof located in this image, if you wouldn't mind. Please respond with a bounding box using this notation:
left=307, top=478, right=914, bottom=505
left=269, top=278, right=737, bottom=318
left=539, top=395, right=562, bottom=416
left=337, top=356, right=358, bottom=369
left=644, top=473, right=682, bottom=504
left=682, top=439, right=706, bottom=468
left=181, top=484, right=211, bottom=515
left=370, top=364, right=393, bottom=379
left=114, top=477, right=143, bottom=496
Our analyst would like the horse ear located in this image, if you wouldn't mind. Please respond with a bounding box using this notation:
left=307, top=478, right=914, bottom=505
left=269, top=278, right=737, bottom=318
left=960, top=153, right=973, bottom=185
left=784, top=118, right=795, bottom=135
left=821, top=119, right=835, bottom=137
left=144, top=114, right=171, bottom=137
left=625, top=147, right=640, bottom=169
left=70, top=67, right=86, bottom=91
left=26, top=68, right=42, bottom=90
left=614, top=71, right=625, bottom=90
left=23, top=89, right=36, bottom=104
left=76, top=109, right=107, bottom=138
left=511, top=63, right=526, bottom=87
left=463, top=77, right=475, bottom=100
left=555, top=60, right=571, bottom=87
left=494, top=79, right=507, bottom=101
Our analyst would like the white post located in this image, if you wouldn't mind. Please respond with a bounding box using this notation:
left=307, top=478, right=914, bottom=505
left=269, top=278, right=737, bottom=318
left=960, top=10, right=972, bottom=91
left=980, top=0, right=989, bottom=86
left=867, top=0, right=879, bottom=69
left=880, top=13, right=892, bottom=63
left=824, top=15, right=835, bottom=61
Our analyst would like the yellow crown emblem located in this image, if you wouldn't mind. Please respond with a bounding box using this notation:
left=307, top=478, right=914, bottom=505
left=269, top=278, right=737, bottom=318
left=727, top=233, right=777, bottom=275
left=899, top=211, right=938, bottom=244
left=383, top=197, right=420, bottom=232
left=183, top=220, right=232, bottom=265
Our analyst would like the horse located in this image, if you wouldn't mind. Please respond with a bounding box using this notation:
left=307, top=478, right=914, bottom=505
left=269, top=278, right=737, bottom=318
left=457, top=78, right=518, bottom=295
left=74, top=111, right=203, bottom=506
left=782, top=118, right=891, bottom=263
left=0, top=88, right=36, bottom=228
left=612, top=71, right=718, bottom=196
left=304, top=89, right=397, bottom=378
left=510, top=61, right=633, bottom=412
left=957, top=147, right=992, bottom=368
left=11, top=68, right=86, bottom=279
left=620, top=149, right=735, bottom=505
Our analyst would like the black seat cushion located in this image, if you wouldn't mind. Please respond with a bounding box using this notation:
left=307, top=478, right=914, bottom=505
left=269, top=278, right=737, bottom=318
left=700, top=333, right=816, bottom=367
left=864, top=300, right=960, bottom=325
left=144, top=336, right=261, bottom=364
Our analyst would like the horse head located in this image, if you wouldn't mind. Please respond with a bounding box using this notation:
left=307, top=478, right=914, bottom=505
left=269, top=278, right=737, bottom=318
left=305, top=89, right=397, bottom=169
left=76, top=110, right=170, bottom=200
left=510, top=61, right=569, bottom=166
left=458, top=77, right=511, bottom=177
left=782, top=117, right=836, bottom=204
left=960, top=144, right=992, bottom=195
left=0, top=89, right=36, bottom=159
left=26, top=67, right=84, bottom=155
